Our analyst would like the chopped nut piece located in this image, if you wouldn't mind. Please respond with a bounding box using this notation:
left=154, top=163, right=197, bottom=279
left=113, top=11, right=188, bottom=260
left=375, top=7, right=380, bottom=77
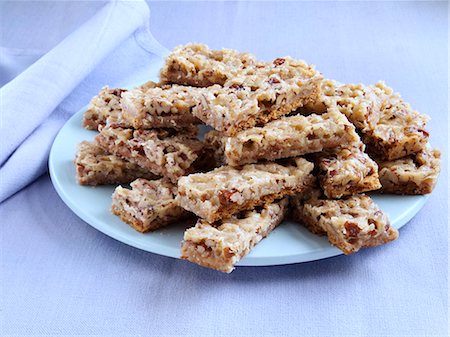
left=291, top=192, right=398, bottom=254
left=177, top=157, right=315, bottom=222
left=112, top=178, right=190, bottom=232
left=377, top=148, right=441, bottom=195
left=181, top=198, right=288, bottom=273
left=75, top=141, right=157, bottom=185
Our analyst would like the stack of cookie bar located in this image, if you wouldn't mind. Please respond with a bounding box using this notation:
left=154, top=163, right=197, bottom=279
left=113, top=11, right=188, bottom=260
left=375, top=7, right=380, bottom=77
left=75, top=44, right=441, bottom=273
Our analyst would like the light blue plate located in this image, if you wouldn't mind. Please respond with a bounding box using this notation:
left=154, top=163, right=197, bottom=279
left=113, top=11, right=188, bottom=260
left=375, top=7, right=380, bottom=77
left=49, top=106, right=428, bottom=266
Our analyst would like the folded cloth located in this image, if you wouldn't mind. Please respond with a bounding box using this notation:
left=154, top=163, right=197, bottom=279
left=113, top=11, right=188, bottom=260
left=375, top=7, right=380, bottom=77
left=0, top=0, right=168, bottom=202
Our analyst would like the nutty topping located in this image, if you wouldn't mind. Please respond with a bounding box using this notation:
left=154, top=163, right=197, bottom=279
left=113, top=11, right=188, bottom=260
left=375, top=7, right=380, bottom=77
left=418, top=129, right=430, bottom=137
left=268, top=77, right=281, bottom=85
left=229, top=84, right=244, bottom=90
left=218, top=188, right=238, bottom=204
left=368, top=229, right=378, bottom=237
left=223, top=247, right=235, bottom=259
left=273, top=58, right=285, bottom=66
left=344, top=222, right=361, bottom=237
left=111, top=88, right=127, bottom=97
left=330, top=169, right=338, bottom=177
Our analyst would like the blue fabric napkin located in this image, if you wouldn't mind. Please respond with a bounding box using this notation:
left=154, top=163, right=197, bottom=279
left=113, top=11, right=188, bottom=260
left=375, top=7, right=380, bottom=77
left=0, top=0, right=168, bottom=202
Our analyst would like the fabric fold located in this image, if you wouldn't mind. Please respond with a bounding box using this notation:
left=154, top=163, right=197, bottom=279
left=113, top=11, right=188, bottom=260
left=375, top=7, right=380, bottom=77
left=0, top=0, right=166, bottom=202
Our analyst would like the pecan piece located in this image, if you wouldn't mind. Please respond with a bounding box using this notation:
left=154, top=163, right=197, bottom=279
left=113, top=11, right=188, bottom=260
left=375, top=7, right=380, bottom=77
left=218, top=188, right=238, bottom=204
left=268, top=77, right=281, bottom=84
left=111, top=88, right=127, bottom=97
left=273, top=58, right=285, bottom=66
left=344, top=222, right=361, bottom=238
left=229, top=84, right=244, bottom=90
left=418, top=129, right=430, bottom=137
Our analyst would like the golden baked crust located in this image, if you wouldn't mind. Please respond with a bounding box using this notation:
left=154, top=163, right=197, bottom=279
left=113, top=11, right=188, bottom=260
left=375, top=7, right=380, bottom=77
left=291, top=192, right=398, bottom=254
left=181, top=198, right=288, bottom=273
left=377, top=148, right=441, bottom=195
left=111, top=178, right=190, bottom=232
left=177, top=158, right=315, bottom=223
left=75, top=141, right=157, bottom=185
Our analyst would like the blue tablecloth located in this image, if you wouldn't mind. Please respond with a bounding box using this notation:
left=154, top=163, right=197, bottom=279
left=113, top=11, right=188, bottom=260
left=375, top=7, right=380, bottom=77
left=1, top=1, right=448, bottom=336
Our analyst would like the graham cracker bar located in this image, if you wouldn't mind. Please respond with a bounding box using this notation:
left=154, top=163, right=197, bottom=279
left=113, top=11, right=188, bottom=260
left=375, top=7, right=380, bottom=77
left=161, top=44, right=322, bottom=135
left=83, top=87, right=126, bottom=130
left=95, top=125, right=210, bottom=183
left=377, top=148, right=441, bottom=195
left=317, top=145, right=381, bottom=199
left=82, top=81, right=158, bottom=130
left=160, top=43, right=257, bottom=87
left=181, top=198, right=288, bottom=273
left=319, top=79, right=384, bottom=131
left=75, top=141, right=157, bottom=185
left=205, top=108, right=360, bottom=166
left=119, top=82, right=201, bottom=129
left=317, top=80, right=429, bottom=160
left=111, top=178, right=190, bottom=232
left=192, top=61, right=322, bottom=135
left=176, top=157, right=315, bottom=223
left=362, top=82, right=429, bottom=160
left=291, top=191, right=398, bottom=254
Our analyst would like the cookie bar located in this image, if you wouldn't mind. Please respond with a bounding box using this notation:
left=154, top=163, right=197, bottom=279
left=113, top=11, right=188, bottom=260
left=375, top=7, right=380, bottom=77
left=205, top=108, right=360, bottom=166
left=75, top=141, right=157, bottom=185
left=291, top=192, right=398, bottom=254
left=111, top=178, right=190, bottom=232
left=181, top=198, right=288, bottom=273
left=319, top=80, right=429, bottom=160
left=377, top=148, right=441, bottom=195
left=95, top=125, right=209, bottom=183
left=362, top=82, right=429, bottom=160
left=192, top=60, right=322, bottom=136
left=161, top=44, right=322, bottom=135
left=119, top=82, right=201, bottom=129
left=160, top=43, right=257, bottom=87
left=83, top=87, right=126, bottom=130
left=317, top=146, right=381, bottom=199
left=177, top=157, right=315, bottom=223
left=319, top=79, right=384, bottom=131
left=82, top=81, right=169, bottom=130
left=203, top=130, right=226, bottom=167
